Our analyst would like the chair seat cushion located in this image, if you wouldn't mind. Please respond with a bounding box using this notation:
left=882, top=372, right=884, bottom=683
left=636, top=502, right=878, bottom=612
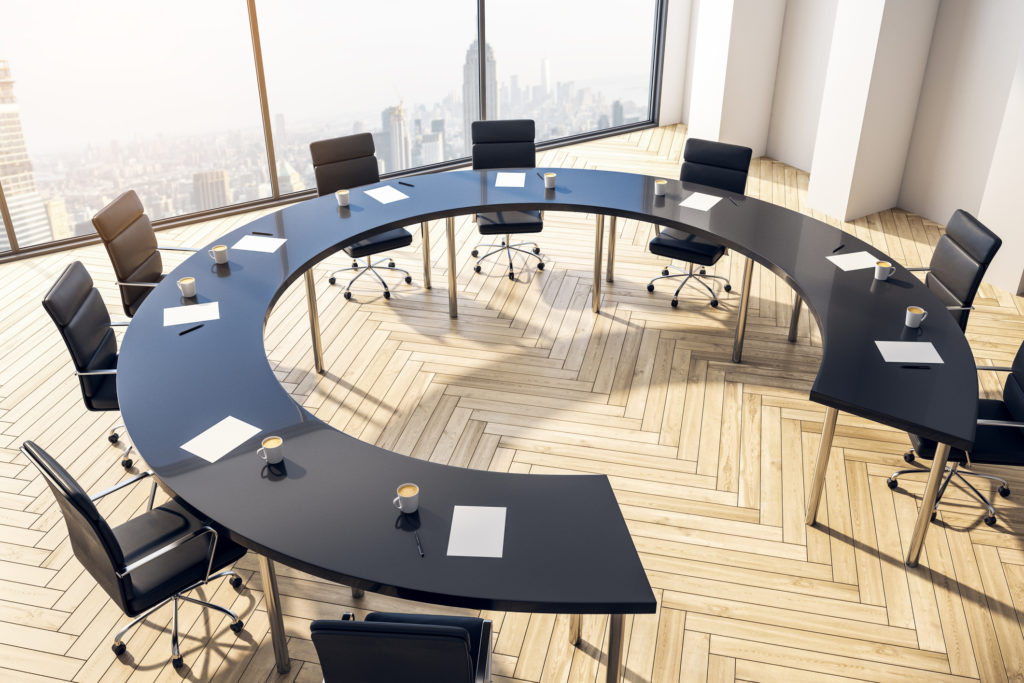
left=343, top=228, right=413, bottom=259
left=649, top=227, right=726, bottom=266
left=114, top=499, right=246, bottom=616
left=84, top=373, right=119, bottom=412
left=477, top=210, right=543, bottom=235
left=365, top=612, right=485, bottom=666
left=909, top=399, right=1024, bottom=466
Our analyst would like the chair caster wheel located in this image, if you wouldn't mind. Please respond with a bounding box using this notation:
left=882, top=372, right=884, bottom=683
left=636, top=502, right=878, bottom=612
left=474, top=265, right=482, bottom=273
left=172, top=656, right=183, bottom=669
left=710, top=300, right=719, bottom=308
left=388, top=261, right=395, bottom=268
left=501, top=241, right=506, bottom=246
left=533, top=247, right=541, bottom=254
left=984, top=515, right=997, bottom=527
left=471, top=249, right=479, bottom=257
left=404, top=276, right=412, bottom=284
left=887, top=478, right=898, bottom=489
left=724, top=284, right=732, bottom=292
left=699, top=268, right=707, bottom=275
left=508, top=272, right=515, bottom=280
left=383, top=291, right=391, bottom=299
left=112, top=641, right=126, bottom=656
left=536, top=262, right=545, bottom=270
left=229, top=575, right=243, bottom=589
left=108, top=432, right=119, bottom=444
left=121, top=459, right=133, bottom=470
left=903, top=451, right=915, bottom=464
left=647, top=284, right=655, bottom=292
left=343, top=291, right=352, bottom=300
left=671, top=299, right=679, bottom=308
left=662, top=269, right=669, bottom=276
left=930, top=511, right=937, bottom=522
left=999, top=485, right=1010, bottom=497
left=230, top=619, right=244, bottom=633
left=329, top=277, right=337, bottom=285
left=352, top=261, right=358, bottom=268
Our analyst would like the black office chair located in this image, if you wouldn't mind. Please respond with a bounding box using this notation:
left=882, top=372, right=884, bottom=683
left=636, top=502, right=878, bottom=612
left=43, top=261, right=135, bottom=468
left=92, top=190, right=197, bottom=317
left=311, top=611, right=492, bottom=683
left=310, top=133, right=413, bottom=300
left=647, top=138, right=752, bottom=308
left=887, top=340, right=1024, bottom=525
left=20, top=441, right=246, bottom=668
left=470, top=119, right=545, bottom=280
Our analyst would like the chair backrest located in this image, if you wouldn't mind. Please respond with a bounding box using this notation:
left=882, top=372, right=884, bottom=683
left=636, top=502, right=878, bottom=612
left=311, top=619, right=475, bottom=683
left=471, top=119, right=536, bottom=170
left=679, top=138, right=752, bottom=195
left=92, top=190, right=162, bottom=317
left=310, top=133, right=381, bottom=196
left=21, top=441, right=130, bottom=612
left=42, top=262, right=118, bottom=410
left=927, top=209, right=1001, bottom=331
left=1002, top=340, right=1024, bottom=428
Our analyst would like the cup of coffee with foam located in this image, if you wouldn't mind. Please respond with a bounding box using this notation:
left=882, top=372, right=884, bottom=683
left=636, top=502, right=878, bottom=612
left=336, top=189, right=350, bottom=207
left=874, top=261, right=896, bottom=281
left=543, top=172, right=556, bottom=190
left=177, top=276, right=197, bottom=298
left=654, top=179, right=667, bottom=196
left=209, top=244, right=228, bottom=264
left=258, top=436, right=284, bottom=465
left=393, top=483, right=419, bottom=514
left=905, top=306, right=928, bottom=328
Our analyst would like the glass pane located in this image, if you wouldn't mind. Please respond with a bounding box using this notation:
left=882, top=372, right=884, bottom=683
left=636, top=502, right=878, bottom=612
left=0, top=2, right=269, bottom=248
left=0, top=206, right=9, bottom=252
left=485, top=0, right=658, bottom=142
left=257, top=0, right=477, bottom=190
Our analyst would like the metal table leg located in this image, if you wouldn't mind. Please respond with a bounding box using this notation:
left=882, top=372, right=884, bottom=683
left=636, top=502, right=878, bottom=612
left=303, top=270, right=324, bottom=374
left=593, top=215, right=605, bottom=313
left=568, top=614, right=581, bottom=645
left=606, top=216, right=616, bottom=283
left=731, top=258, right=754, bottom=363
left=420, top=221, right=432, bottom=289
left=906, top=442, right=951, bottom=567
left=788, top=293, right=802, bottom=342
left=446, top=216, right=457, bottom=318
left=257, top=555, right=290, bottom=674
left=606, top=614, right=624, bottom=683
left=805, top=406, right=839, bottom=525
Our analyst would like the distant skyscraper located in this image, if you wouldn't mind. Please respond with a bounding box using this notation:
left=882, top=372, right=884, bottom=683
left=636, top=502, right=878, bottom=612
left=420, top=133, right=444, bottom=166
left=274, top=112, right=287, bottom=143
left=380, top=104, right=411, bottom=174
left=0, top=59, right=53, bottom=249
left=462, top=40, right=498, bottom=154
left=612, top=100, right=624, bottom=127
left=192, top=170, right=231, bottom=211
left=276, top=160, right=304, bottom=194
left=44, top=198, right=71, bottom=240
left=540, top=58, right=551, bottom=96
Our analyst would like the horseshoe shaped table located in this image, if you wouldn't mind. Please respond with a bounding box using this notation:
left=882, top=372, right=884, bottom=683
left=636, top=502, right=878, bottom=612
left=117, top=169, right=977, bottom=679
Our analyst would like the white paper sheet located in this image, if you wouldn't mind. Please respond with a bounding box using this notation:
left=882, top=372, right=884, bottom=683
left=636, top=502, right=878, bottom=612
left=875, top=341, right=944, bottom=364
left=364, top=186, right=409, bottom=205
left=447, top=505, right=507, bottom=558
left=495, top=172, right=526, bottom=188
left=180, top=416, right=262, bottom=463
left=232, top=234, right=287, bottom=253
left=163, top=301, right=220, bottom=327
left=826, top=250, right=879, bottom=271
left=679, top=192, right=723, bottom=211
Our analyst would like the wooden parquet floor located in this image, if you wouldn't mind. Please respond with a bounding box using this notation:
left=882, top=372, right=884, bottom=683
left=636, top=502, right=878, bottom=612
left=1, top=124, right=1023, bottom=682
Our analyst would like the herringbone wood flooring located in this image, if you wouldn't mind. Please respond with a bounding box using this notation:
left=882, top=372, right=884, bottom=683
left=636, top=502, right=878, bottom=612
left=1, top=124, right=1023, bottom=682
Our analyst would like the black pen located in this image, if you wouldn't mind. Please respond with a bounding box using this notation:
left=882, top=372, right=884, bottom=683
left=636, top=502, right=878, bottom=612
left=726, top=196, right=738, bottom=206
left=178, top=324, right=203, bottom=336
left=832, top=244, right=845, bottom=253
left=536, top=172, right=543, bottom=180
left=414, top=531, right=425, bottom=557
left=398, top=181, right=414, bottom=188
left=901, top=364, right=931, bottom=370
left=252, top=231, right=273, bottom=236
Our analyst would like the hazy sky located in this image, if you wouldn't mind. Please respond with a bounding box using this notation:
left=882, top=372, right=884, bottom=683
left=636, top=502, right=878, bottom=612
left=0, top=0, right=656, bottom=152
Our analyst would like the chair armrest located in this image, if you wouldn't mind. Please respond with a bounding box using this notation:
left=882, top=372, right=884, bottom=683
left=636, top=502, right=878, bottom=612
left=979, top=366, right=1015, bottom=373
left=90, top=470, right=153, bottom=501
left=946, top=305, right=975, bottom=311
left=116, top=281, right=158, bottom=289
left=75, top=369, right=117, bottom=376
left=156, top=246, right=198, bottom=253
left=977, top=419, right=1024, bottom=428
left=906, top=267, right=930, bottom=272
left=110, top=321, right=130, bottom=327
left=117, top=525, right=219, bottom=579
left=476, top=619, right=492, bottom=683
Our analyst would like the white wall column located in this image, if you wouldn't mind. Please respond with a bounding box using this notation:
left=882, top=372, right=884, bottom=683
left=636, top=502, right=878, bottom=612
left=686, top=0, right=785, bottom=156
left=658, top=0, right=694, bottom=126
left=806, top=0, right=938, bottom=221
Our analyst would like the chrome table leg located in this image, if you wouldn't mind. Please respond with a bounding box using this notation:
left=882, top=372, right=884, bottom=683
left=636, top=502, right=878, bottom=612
left=446, top=216, right=458, bottom=319
left=732, top=258, right=754, bottom=363
left=593, top=215, right=605, bottom=313
left=788, top=293, right=802, bottom=342
left=805, top=406, right=838, bottom=525
left=606, top=614, right=624, bottom=683
left=258, top=555, right=290, bottom=674
left=420, top=221, right=432, bottom=289
left=304, top=270, right=324, bottom=374
left=906, top=442, right=951, bottom=566
left=606, top=216, right=616, bottom=283
left=569, top=614, right=581, bottom=645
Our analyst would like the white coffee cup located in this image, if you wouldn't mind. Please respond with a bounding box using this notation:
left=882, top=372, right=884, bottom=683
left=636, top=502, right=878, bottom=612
left=544, top=172, right=556, bottom=189
left=209, top=244, right=228, bottom=264
left=258, top=436, right=284, bottom=465
left=393, top=482, right=419, bottom=514
left=177, top=276, right=197, bottom=298
left=654, top=179, right=667, bottom=196
left=336, top=189, right=350, bottom=207
left=874, top=260, right=896, bottom=281
left=905, top=306, right=928, bottom=328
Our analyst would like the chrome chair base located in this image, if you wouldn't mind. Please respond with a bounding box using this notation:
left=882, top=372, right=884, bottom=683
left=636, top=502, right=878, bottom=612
left=107, top=423, right=134, bottom=469
left=328, top=256, right=412, bottom=300
left=887, top=453, right=1010, bottom=526
left=111, top=568, right=244, bottom=669
left=647, top=262, right=731, bottom=308
left=471, top=234, right=545, bottom=280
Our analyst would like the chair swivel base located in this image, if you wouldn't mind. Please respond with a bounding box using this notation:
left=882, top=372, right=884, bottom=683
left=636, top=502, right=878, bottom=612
left=328, top=256, right=412, bottom=300
left=108, top=423, right=133, bottom=469
left=887, top=451, right=1010, bottom=527
left=471, top=235, right=545, bottom=280
left=647, top=262, right=731, bottom=308
left=111, top=569, right=244, bottom=669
